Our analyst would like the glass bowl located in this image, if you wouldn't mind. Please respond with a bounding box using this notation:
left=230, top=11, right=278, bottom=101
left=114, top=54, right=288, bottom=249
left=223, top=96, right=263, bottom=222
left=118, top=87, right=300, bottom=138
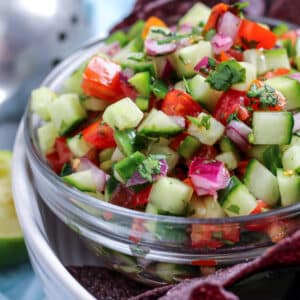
left=23, top=34, right=300, bottom=285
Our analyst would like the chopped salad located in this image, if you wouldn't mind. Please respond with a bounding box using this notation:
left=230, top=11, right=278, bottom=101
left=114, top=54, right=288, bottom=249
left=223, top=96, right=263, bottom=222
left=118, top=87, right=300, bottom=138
left=31, top=2, right=300, bottom=226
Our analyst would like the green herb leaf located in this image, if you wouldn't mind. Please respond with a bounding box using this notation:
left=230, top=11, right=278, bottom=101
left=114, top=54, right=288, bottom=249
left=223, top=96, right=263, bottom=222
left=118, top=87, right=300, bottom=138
left=227, top=112, right=239, bottom=123
left=232, top=1, right=249, bottom=11
left=150, top=28, right=172, bottom=37
left=208, top=57, right=217, bottom=69
left=183, top=76, right=191, bottom=94
left=247, top=83, right=279, bottom=108
left=151, top=80, right=168, bottom=99
left=227, top=204, right=240, bottom=214
left=272, top=23, right=289, bottom=37
left=138, top=156, right=162, bottom=182
left=198, top=21, right=205, bottom=27
left=206, top=60, right=246, bottom=91
left=188, top=115, right=211, bottom=130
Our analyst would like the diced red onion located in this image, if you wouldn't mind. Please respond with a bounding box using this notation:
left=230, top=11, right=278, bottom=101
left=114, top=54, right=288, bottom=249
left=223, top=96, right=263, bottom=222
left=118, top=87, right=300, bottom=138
left=170, top=116, right=186, bottom=128
left=217, top=11, right=241, bottom=41
left=194, top=56, right=209, bottom=72
left=178, top=23, right=193, bottom=34
left=161, top=59, right=174, bottom=79
left=211, top=33, right=233, bottom=55
left=293, top=112, right=300, bottom=132
left=296, top=29, right=300, bottom=37
left=226, top=120, right=252, bottom=152
left=120, top=68, right=135, bottom=82
left=77, top=158, right=107, bottom=192
left=126, top=159, right=168, bottom=187
left=145, top=39, right=177, bottom=56
left=188, top=158, right=230, bottom=197
left=289, top=73, right=300, bottom=82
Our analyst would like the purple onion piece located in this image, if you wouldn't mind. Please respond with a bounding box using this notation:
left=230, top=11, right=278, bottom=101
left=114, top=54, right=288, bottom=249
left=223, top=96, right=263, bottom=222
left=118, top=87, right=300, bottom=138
left=211, top=33, right=233, bottom=55
left=145, top=39, right=177, bottom=56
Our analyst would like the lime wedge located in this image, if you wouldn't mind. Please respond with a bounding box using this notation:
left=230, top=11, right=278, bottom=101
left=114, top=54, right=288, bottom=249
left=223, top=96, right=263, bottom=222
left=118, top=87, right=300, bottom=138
left=0, top=151, right=27, bottom=267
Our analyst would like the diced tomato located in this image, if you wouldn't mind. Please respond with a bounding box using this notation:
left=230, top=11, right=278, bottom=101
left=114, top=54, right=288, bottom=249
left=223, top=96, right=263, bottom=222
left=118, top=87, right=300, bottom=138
left=46, top=152, right=62, bottom=174
left=237, top=106, right=250, bottom=121
left=219, top=51, right=231, bottom=62
left=194, top=145, right=217, bottom=161
left=204, top=3, right=229, bottom=33
left=238, top=19, right=277, bottom=49
left=251, top=200, right=270, bottom=214
left=261, top=68, right=290, bottom=80
left=132, top=185, right=152, bottom=208
left=169, top=132, right=188, bottom=150
left=142, top=16, right=167, bottom=39
left=85, top=147, right=100, bottom=166
left=110, top=184, right=135, bottom=208
left=183, top=178, right=195, bottom=190
left=236, top=160, right=249, bottom=178
left=82, top=119, right=116, bottom=149
left=213, top=90, right=249, bottom=125
left=161, top=90, right=202, bottom=117
left=226, top=48, right=244, bottom=61
left=120, top=80, right=138, bottom=100
left=82, top=56, right=124, bottom=102
left=191, top=224, right=240, bottom=249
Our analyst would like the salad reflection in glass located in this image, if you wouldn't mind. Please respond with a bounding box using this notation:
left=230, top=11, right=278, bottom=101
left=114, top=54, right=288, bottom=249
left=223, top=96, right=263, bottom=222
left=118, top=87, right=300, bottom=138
left=30, top=2, right=300, bottom=250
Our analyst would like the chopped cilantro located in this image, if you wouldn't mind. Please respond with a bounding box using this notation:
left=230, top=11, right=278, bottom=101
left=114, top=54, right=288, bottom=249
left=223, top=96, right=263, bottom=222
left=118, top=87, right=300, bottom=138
left=60, top=163, right=73, bottom=177
left=183, top=76, right=191, bottom=94
left=151, top=28, right=172, bottom=37
left=247, top=83, right=279, bottom=108
left=208, top=57, right=217, bottom=69
left=227, top=112, right=239, bottom=123
left=188, top=115, right=211, bottom=130
left=227, top=204, right=240, bottom=214
left=204, top=29, right=216, bottom=41
left=206, top=60, right=246, bottom=91
left=157, top=33, right=191, bottom=45
left=137, top=155, right=164, bottom=182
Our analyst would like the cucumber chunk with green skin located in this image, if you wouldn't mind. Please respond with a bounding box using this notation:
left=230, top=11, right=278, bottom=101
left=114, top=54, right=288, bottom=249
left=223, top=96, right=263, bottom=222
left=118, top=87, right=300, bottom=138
left=135, top=96, right=149, bottom=112
left=243, top=159, right=280, bottom=206
left=179, top=2, right=211, bottom=26
left=277, top=169, right=300, bottom=206
left=103, top=97, right=144, bottom=130
left=219, top=136, right=240, bottom=157
left=189, top=74, right=222, bottom=112
left=127, top=20, right=145, bottom=40
left=113, top=40, right=141, bottom=64
left=281, top=135, right=300, bottom=152
left=189, top=195, right=225, bottom=218
left=231, top=62, right=256, bottom=92
left=37, top=122, right=58, bottom=154
left=63, top=170, right=98, bottom=192
left=30, top=87, right=57, bottom=121
left=247, top=145, right=269, bottom=163
left=216, top=152, right=239, bottom=171
left=243, top=49, right=268, bottom=75
left=262, top=145, right=282, bottom=175
left=251, top=111, right=293, bottom=145
left=48, top=93, right=87, bottom=136
left=282, top=145, right=300, bottom=171
left=113, top=151, right=146, bottom=183
left=151, top=80, right=168, bottom=99
left=265, top=76, right=300, bottom=110
left=105, top=176, right=120, bottom=201
left=264, top=48, right=291, bottom=71
left=106, top=30, right=128, bottom=47
left=62, top=62, right=87, bottom=95
left=178, top=136, right=201, bottom=160
left=138, top=109, right=183, bottom=137
left=169, top=41, right=212, bottom=77
left=128, top=72, right=151, bottom=97
left=99, top=148, right=115, bottom=163
left=121, top=53, right=155, bottom=74
left=67, top=134, right=92, bottom=157
left=174, top=80, right=187, bottom=92
left=188, top=113, right=225, bottom=146
left=220, top=176, right=257, bottom=217
left=149, top=177, right=193, bottom=215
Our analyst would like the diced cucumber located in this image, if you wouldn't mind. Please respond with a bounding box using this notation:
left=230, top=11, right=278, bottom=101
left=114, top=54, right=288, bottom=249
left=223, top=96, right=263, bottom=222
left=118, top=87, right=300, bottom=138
left=277, top=169, right=300, bottom=206
left=174, top=80, right=187, bottom=92
left=106, top=30, right=128, bottom=47
left=169, top=41, right=212, bottom=77
left=48, top=93, right=87, bottom=136
left=262, top=145, right=283, bottom=175
left=151, top=80, right=168, bottom=99
left=147, top=144, right=179, bottom=172
left=243, top=49, right=268, bottom=75
left=63, top=170, right=97, bottom=192
left=189, top=74, right=222, bottom=112
left=149, top=177, right=193, bottom=215
left=67, top=134, right=92, bottom=157
left=231, top=62, right=256, bottom=91
left=111, top=147, right=125, bottom=162
left=128, top=72, right=151, bottom=97
left=251, top=111, right=293, bottom=145
left=99, top=148, right=114, bottom=162
left=62, top=62, right=87, bottom=95
left=243, top=159, right=279, bottom=206
left=100, top=160, right=114, bottom=172
left=105, top=176, right=120, bottom=201
left=154, top=263, right=196, bottom=282
left=135, top=96, right=149, bottom=112
left=30, top=87, right=57, bottom=121
left=103, top=97, right=144, bottom=130
left=113, top=151, right=145, bottom=183
left=37, top=122, right=58, bottom=154
left=138, top=109, right=183, bottom=137
left=282, top=145, right=300, bottom=171
left=121, top=52, right=155, bottom=74
left=127, top=20, right=145, bottom=40
left=219, top=136, right=239, bottom=157
left=264, top=48, right=290, bottom=71
left=215, top=152, right=238, bottom=171
left=281, top=135, right=300, bottom=152
left=114, top=129, right=137, bottom=157
left=178, top=136, right=201, bottom=160
left=179, top=3, right=211, bottom=27
left=83, top=97, right=109, bottom=111
left=265, top=76, right=300, bottom=110
left=188, top=113, right=225, bottom=145
left=247, top=145, right=269, bottom=162
left=189, top=195, right=225, bottom=218
left=220, top=176, right=257, bottom=217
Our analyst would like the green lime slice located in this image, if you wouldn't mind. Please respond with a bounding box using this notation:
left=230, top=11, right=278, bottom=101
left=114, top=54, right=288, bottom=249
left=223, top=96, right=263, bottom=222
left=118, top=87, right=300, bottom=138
left=0, top=151, right=27, bottom=267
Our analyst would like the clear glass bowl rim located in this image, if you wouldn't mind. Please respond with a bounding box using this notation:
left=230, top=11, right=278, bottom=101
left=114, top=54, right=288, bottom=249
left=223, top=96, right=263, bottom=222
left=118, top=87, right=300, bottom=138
left=23, top=17, right=300, bottom=225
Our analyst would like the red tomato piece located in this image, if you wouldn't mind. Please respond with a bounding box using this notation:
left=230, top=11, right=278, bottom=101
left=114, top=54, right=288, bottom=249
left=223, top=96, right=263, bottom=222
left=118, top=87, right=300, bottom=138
left=213, top=90, right=249, bottom=125
left=82, top=56, right=124, bottom=102
left=251, top=200, right=270, bottom=215
left=132, top=185, right=152, bottom=208
left=236, top=160, right=249, bottom=178
left=55, top=137, right=72, bottom=165
left=120, top=80, right=138, bottom=100
left=46, top=152, right=62, bottom=174
left=238, top=19, right=277, bottom=49
left=194, top=145, right=217, bottom=161
left=82, top=120, right=116, bottom=149
left=262, top=68, right=290, bottom=80
left=161, top=90, right=202, bottom=117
